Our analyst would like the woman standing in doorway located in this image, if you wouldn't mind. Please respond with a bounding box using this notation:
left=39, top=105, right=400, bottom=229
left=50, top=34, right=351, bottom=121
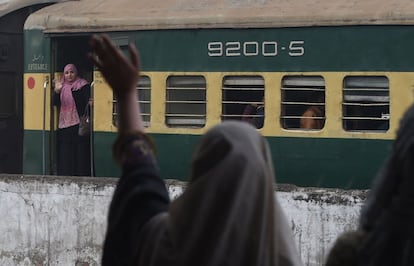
left=54, top=63, right=92, bottom=176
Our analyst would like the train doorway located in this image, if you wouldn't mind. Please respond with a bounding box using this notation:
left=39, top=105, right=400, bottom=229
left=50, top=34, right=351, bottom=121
left=50, top=35, right=94, bottom=175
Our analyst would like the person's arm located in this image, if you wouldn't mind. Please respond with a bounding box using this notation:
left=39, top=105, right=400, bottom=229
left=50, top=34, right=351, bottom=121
left=88, top=34, right=169, bottom=265
left=53, top=80, right=62, bottom=107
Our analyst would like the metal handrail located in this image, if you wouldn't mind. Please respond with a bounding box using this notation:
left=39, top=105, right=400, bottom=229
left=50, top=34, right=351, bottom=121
left=42, top=76, right=49, bottom=175
left=90, top=81, right=94, bottom=177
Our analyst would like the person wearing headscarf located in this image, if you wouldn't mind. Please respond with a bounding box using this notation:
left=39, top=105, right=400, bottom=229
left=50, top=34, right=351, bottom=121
left=356, top=103, right=414, bottom=266
left=325, top=229, right=366, bottom=266
left=89, top=34, right=303, bottom=266
left=300, top=93, right=325, bottom=130
left=242, top=96, right=265, bottom=129
left=53, top=63, right=92, bottom=176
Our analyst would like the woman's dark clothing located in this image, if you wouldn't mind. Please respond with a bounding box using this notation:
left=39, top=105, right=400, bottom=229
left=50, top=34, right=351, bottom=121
left=54, top=84, right=92, bottom=176
left=102, top=122, right=303, bottom=266
left=56, top=125, right=91, bottom=176
left=102, top=133, right=170, bottom=266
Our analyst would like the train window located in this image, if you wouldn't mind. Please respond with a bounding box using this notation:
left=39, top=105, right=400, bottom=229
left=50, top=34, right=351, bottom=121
left=281, top=76, right=325, bottom=130
left=342, top=76, right=389, bottom=131
left=165, top=76, right=206, bottom=128
left=138, top=76, right=151, bottom=127
left=113, top=75, right=151, bottom=127
left=222, top=76, right=264, bottom=129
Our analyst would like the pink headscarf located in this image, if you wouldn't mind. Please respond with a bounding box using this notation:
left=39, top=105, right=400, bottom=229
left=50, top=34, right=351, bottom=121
left=58, top=64, right=89, bottom=129
left=61, top=64, right=88, bottom=91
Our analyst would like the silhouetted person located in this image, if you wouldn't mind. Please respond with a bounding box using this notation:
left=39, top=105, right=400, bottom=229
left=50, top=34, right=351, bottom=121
left=88, top=34, right=303, bottom=266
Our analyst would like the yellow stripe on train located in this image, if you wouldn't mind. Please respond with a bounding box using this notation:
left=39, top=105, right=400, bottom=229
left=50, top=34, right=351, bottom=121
left=24, top=73, right=52, bottom=131
left=94, top=71, right=414, bottom=140
left=26, top=71, right=414, bottom=140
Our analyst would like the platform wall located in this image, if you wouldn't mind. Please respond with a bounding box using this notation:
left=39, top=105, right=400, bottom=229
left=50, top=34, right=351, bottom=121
left=0, top=175, right=366, bottom=266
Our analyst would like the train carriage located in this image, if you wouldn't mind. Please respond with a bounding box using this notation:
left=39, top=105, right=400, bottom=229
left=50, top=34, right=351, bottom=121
left=22, top=0, right=414, bottom=188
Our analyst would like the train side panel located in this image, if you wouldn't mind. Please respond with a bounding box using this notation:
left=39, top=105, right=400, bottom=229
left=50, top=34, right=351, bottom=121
left=23, top=26, right=414, bottom=188
left=23, top=29, right=52, bottom=174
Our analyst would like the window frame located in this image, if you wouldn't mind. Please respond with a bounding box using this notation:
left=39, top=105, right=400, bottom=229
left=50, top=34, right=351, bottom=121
left=165, top=75, right=207, bottom=128
left=221, top=75, right=265, bottom=129
left=342, top=76, right=390, bottom=132
left=280, top=75, right=326, bottom=130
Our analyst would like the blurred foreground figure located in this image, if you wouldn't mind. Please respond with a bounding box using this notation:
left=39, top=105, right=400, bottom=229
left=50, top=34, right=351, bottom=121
left=89, top=34, right=303, bottom=266
left=358, top=103, right=414, bottom=266
left=326, top=104, right=414, bottom=266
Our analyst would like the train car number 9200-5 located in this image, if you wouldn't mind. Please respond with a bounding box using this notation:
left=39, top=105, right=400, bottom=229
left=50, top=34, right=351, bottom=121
left=207, top=40, right=305, bottom=57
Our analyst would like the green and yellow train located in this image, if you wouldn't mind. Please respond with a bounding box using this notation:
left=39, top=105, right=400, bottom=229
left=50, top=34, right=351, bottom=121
left=15, top=0, right=414, bottom=188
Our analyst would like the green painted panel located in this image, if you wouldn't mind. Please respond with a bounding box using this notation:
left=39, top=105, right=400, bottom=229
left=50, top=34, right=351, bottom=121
left=128, top=26, right=414, bottom=72
left=94, top=132, right=120, bottom=177
left=150, top=133, right=393, bottom=189
left=23, top=130, right=51, bottom=174
left=94, top=132, right=393, bottom=189
left=269, top=137, right=392, bottom=189
left=152, top=134, right=200, bottom=181
left=24, top=129, right=392, bottom=188
left=94, top=132, right=198, bottom=180
left=25, top=26, right=414, bottom=73
left=24, top=30, right=50, bottom=73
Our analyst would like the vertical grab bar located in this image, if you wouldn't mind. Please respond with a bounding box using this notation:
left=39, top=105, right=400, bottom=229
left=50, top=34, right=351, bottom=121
left=90, top=81, right=94, bottom=177
left=42, top=76, right=49, bottom=175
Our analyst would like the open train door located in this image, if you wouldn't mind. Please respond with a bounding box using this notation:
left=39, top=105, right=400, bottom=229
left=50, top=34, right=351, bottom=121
left=49, top=35, right=95, bottom=175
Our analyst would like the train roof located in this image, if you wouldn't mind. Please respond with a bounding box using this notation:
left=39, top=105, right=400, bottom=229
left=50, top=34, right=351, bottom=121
left=0, top=0, right=60, bottom=17
left=24, top=0, right=414, bottom=33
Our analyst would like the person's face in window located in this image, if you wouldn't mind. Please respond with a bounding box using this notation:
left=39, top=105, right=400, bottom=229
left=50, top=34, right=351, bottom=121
left=64, top=69, right=77, bottom=82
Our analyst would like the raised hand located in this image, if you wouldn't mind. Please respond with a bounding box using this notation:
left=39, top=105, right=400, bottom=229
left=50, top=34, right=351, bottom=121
left=88, top=34, right=144, bottom=132
left=88, top=34, right=140, bottom=100
left=54, top=79, right=62, bottom=93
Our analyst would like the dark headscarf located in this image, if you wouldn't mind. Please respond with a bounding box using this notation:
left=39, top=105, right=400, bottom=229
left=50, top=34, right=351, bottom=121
left=358, top=104, right=414, bottom=266
left=135, top=121, right=303, bottom=266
